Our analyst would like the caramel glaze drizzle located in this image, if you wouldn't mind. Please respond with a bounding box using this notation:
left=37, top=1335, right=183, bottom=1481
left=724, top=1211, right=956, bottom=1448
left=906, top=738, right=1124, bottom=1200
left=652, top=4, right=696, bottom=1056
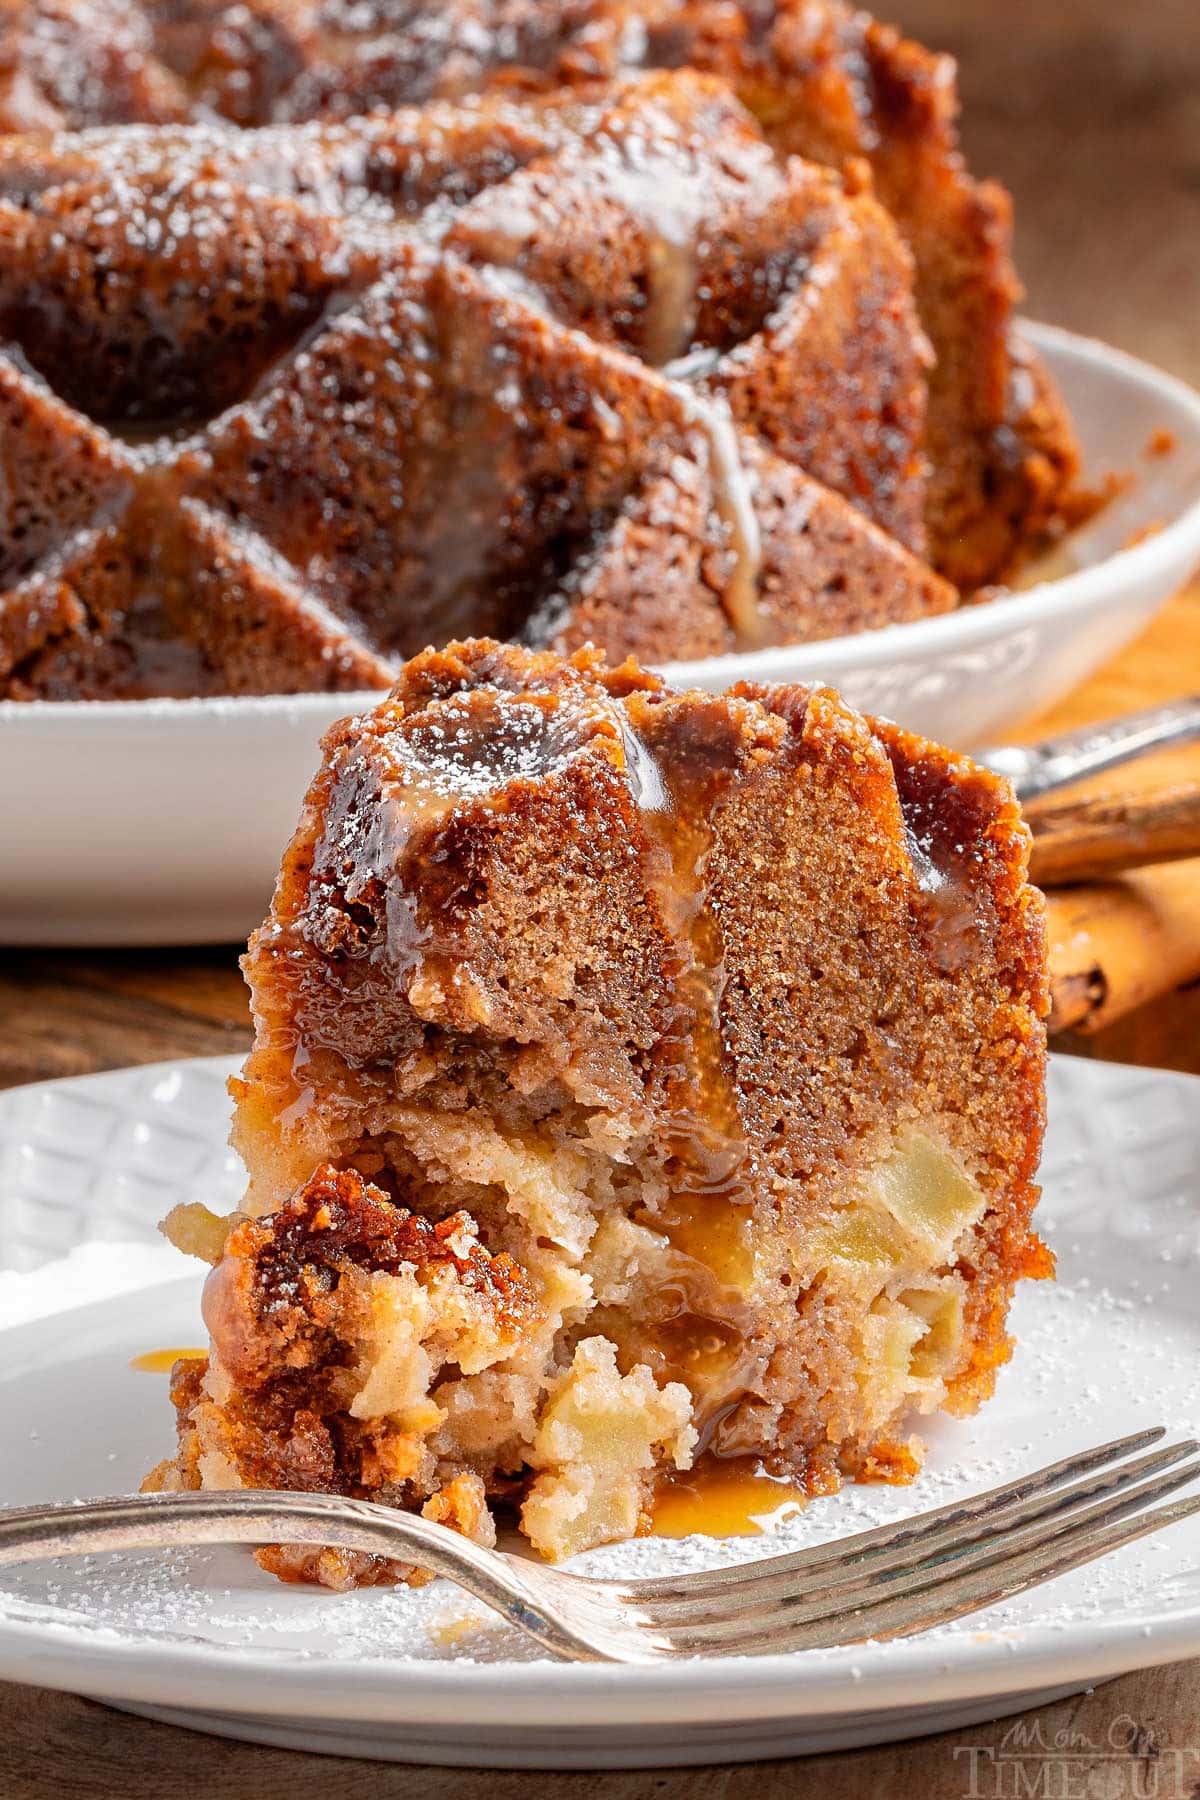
left=596, top=126, right=766, bottom=644
left=598, top=131, right=706, bottom=369
left=671, top=384, right=767, bottom=651
left=459, top=132, right=769, bottom=652
left=620, top=693, right=767, bottom=1447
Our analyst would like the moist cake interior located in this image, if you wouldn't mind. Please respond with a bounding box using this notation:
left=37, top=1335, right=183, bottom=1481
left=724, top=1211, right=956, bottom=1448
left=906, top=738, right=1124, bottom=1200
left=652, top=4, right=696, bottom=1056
left=151, top=639, right=1051, bottom=1587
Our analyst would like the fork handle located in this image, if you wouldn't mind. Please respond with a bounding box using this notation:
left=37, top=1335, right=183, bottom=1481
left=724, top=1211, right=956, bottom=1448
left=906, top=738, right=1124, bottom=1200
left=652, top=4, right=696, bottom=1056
left=0, top=1489, right=610, bottom=1662
left=985, top=696, right=1200, bottom=803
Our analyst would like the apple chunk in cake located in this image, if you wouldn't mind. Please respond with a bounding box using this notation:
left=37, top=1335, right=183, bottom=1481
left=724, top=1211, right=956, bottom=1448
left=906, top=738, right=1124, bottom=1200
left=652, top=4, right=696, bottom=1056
left=151, top=638, right=1050, bottom=1585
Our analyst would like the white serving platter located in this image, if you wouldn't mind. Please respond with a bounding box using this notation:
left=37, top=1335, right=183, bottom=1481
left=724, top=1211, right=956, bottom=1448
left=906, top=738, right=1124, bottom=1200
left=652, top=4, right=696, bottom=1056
left=3, top=322, right=1199, bottom=946
left=0, top=1052, right=1197, bottom=1767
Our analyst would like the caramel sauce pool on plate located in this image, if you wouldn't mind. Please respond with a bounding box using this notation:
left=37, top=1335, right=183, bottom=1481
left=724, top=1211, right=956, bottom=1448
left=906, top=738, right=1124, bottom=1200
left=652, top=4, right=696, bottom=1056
left=130, top=1347, right=206, bottom=1373
left=652, top=1459, right=808, bottom=1538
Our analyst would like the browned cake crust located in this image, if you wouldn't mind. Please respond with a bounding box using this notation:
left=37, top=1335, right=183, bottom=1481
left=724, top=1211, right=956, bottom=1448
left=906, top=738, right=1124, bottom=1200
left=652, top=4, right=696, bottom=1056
left=153, top=1164, right=535, bottom=1587
left=649, top=2, right=1082, bottom=588
left=0, top=0, right=1082, bottom=599
left=0, top=70, right=961, bottom=697
left=150, top=638, right=1050, bottom=1585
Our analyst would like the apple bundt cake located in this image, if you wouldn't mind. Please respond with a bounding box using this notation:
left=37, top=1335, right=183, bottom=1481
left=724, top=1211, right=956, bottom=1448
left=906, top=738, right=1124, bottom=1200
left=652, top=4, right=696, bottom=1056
left=0, top=1, right=1081, bottom=699
left=149, top=638, right=1051, bottom=1587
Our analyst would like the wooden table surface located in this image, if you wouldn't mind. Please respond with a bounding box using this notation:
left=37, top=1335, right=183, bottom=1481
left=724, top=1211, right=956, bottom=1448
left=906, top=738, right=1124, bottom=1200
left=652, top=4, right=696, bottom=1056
left=3, top=0, right=1199, bottom=1793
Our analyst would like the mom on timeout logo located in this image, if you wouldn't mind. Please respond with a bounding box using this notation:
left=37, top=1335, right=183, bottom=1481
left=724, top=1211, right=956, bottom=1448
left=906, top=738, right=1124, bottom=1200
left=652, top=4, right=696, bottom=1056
left=951, top=1712, right=1200, bottom=1798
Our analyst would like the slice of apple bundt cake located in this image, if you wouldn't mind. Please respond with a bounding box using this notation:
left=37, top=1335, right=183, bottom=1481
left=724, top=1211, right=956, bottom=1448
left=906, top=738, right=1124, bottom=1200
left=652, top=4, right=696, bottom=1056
left=149, top=638, right=1051, bottom=1587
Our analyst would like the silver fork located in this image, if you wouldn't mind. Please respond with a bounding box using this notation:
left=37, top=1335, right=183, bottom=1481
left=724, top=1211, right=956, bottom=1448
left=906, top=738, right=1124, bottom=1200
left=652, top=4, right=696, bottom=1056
left=978, top=696, right=1200, bottom=802
left=1, top=1429, right=1196, bottom=1662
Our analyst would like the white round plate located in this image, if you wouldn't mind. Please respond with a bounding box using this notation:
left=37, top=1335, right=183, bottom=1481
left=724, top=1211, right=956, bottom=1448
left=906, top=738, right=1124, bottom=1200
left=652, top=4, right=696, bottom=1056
left=0, top=1053, right=1197, bottom=1768
left=2, top=324, right=1200, bottom=946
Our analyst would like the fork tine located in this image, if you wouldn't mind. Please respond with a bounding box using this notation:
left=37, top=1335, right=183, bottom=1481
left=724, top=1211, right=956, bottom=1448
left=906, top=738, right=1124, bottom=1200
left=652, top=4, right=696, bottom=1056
left=627, top=1437, right=1197, bottom=1624
left=605, top=1427, right=1166, bottom=1600
left=660, top=1458, right=1200, bottom=1655
left=688, top=1493, right=1200, bottom=1658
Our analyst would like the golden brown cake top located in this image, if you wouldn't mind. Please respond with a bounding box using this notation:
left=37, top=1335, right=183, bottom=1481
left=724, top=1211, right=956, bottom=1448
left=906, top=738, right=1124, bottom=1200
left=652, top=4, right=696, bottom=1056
left=0, top=64, right=954, bottom=697
left=0, top=0, right=1083, bottom=594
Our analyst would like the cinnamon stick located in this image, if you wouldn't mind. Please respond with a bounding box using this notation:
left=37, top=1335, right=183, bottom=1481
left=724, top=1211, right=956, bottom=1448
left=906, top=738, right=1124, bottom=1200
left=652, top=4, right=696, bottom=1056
left=1045, top=859, right=1200, bottom=1033
left=1028, top=783, right=1200, bottom=887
